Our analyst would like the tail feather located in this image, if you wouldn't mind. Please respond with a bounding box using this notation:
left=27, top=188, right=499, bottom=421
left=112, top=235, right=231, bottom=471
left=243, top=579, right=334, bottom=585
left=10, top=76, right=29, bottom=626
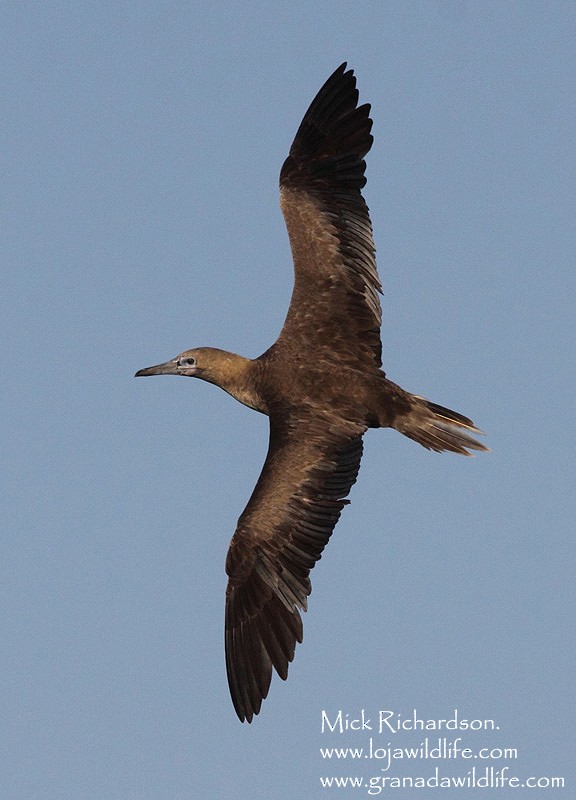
left=394, top=397, right=489, bottom=456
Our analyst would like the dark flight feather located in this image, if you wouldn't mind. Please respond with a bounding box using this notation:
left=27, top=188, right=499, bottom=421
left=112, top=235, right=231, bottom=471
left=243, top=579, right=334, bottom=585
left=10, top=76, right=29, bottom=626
left=225, top=413, right=365, bottom=721
left=278, top=63, right=382, bottom=370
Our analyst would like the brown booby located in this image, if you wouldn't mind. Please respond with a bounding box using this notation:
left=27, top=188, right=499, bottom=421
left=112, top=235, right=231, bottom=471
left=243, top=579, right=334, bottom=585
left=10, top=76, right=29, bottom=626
left=136, top=63, right=488, bottom=723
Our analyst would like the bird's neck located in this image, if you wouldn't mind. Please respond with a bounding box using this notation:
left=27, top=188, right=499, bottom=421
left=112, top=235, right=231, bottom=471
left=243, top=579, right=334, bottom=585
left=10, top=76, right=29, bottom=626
left=202, top=351, right=268, bottom=414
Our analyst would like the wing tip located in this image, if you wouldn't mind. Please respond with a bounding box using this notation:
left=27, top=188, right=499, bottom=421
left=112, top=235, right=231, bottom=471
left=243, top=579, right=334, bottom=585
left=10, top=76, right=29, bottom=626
left=280, top=62, right=373, bottom=188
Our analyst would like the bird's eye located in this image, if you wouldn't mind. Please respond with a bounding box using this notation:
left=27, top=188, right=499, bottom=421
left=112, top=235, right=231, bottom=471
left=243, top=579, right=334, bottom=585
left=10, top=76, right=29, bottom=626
left=179, top=356, right=196, bottom=367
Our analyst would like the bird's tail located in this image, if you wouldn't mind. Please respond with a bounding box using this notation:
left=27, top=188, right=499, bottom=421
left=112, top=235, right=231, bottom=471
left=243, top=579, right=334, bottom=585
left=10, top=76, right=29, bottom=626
left=393, top=396, right=489, bottom=456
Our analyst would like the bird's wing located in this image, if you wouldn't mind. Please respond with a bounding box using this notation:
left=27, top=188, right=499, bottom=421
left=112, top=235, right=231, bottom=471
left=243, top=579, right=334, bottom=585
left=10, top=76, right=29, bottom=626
left=277, top=62, right=382, bottom=370
left=225, top=409, right=366, bottom=722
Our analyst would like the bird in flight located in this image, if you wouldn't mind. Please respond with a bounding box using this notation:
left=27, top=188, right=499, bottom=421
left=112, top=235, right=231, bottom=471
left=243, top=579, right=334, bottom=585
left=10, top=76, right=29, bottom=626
left=136, top=63, right=488, bottom=723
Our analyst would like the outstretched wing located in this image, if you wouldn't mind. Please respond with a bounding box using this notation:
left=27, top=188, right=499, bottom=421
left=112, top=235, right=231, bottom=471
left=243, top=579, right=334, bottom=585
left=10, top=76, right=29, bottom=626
left=277, top=62, right=382, bottom=370
left=225, top=411, right=366, bottom=722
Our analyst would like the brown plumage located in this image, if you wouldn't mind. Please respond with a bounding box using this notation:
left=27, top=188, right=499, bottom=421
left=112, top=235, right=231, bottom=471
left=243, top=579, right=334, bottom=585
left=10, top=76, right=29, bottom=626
left=135, top=63, right=488, bottom=723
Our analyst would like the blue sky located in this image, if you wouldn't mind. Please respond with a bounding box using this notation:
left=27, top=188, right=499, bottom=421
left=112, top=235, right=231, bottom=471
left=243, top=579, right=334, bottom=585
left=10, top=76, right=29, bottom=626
left=2, top=2, right=574, bottom=797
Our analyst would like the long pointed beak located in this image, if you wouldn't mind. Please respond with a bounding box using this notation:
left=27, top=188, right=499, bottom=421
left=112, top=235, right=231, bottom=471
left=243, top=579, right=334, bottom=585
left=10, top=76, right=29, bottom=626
left=135, top=358, right=178, bottom=377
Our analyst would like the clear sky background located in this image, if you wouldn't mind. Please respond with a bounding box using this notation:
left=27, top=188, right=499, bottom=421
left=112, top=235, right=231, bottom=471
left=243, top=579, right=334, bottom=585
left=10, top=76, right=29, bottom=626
left=2, top=2, right=574, bottom=798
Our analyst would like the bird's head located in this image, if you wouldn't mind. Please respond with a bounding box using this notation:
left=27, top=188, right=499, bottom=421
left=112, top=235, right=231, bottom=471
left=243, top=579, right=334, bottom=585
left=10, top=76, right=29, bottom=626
left=135, top=348, right=204, bottom=379
left=135, top=346, right=255, bottom=393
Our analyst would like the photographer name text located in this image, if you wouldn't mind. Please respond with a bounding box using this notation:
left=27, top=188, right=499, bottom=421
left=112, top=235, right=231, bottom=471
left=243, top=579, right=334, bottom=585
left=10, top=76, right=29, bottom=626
left=321, top=708, right=499, bottom=735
